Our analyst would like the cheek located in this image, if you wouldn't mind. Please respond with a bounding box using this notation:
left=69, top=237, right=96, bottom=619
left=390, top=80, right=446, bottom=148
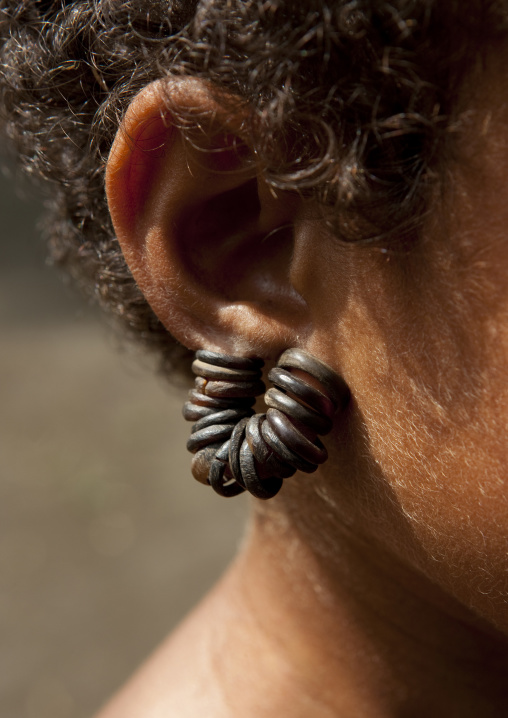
left=332, top=254, right=508, bottom=634
left=364, top=367, right=508, bottom=633
left=294, top=90, right=508, bottom=632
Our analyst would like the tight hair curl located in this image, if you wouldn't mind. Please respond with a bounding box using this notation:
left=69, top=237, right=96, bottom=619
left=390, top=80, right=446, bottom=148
left=1, top=0, right=507, bottom=377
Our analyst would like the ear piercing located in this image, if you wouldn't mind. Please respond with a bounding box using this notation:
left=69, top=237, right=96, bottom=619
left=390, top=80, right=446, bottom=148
left=183, top=348, right=349, bottom=500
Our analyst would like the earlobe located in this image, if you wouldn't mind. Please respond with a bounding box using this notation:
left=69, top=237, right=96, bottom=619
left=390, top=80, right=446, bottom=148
left=106, top=77, right=309, bottom=357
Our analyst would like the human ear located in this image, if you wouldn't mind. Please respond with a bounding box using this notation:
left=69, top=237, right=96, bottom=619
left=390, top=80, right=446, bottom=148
left=105, top=77, right=310, bottom=359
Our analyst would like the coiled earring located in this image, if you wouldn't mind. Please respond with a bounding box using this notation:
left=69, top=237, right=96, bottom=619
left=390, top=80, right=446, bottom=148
left=183, top=348, right=349, bottom=500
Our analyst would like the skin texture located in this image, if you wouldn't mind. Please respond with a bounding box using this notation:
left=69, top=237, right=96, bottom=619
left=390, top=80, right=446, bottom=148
left=98, top=56, right=508, bottom=716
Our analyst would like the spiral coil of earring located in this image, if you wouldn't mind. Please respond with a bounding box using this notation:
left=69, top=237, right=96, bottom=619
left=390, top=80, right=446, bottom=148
left=183, top=348, right=349, bottom=500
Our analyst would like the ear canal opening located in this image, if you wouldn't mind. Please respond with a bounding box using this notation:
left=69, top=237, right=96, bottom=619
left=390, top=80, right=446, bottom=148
left=189, top=177, right=261, bottom=253
left=180, top=174, right=299, bottom=307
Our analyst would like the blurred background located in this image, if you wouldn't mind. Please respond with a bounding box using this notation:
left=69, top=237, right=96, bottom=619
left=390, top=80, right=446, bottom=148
left=0, top=155, right=247, bottom=717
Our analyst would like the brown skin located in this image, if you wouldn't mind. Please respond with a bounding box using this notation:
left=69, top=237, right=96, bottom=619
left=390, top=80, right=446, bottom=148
left=97, top=57, right=508, bottom=716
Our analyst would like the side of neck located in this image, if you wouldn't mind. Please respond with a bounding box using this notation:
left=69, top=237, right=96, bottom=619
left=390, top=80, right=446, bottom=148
left=211, top=510, right=508, bottom=717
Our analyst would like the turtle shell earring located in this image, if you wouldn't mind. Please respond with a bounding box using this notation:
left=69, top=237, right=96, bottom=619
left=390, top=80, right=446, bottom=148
left=183, top=348, right=350, bottom=500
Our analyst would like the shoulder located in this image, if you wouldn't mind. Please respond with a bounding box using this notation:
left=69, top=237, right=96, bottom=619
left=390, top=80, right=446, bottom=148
left=93, top=599, right=227, bottom=718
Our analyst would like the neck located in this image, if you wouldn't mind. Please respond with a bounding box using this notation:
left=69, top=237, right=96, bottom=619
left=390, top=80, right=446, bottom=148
left=208, top=504, right=508, bottom=717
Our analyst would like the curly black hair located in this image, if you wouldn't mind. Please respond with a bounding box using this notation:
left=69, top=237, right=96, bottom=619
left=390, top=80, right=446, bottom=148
left=1, top=0, right=507, bottom=377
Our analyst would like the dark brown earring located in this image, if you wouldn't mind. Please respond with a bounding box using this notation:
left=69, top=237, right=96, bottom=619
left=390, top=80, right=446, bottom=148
left=183, top=348, right=350, bottom=500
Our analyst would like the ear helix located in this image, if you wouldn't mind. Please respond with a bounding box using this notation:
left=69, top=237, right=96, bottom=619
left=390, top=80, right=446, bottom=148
left=183, top=349, right=350, bottom=500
